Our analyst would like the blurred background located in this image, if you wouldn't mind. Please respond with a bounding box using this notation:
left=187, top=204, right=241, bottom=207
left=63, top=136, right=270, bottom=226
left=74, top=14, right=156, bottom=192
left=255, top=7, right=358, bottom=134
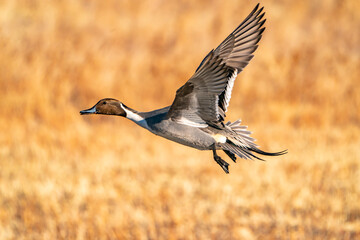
left=0, top=0, right=359, bottom=239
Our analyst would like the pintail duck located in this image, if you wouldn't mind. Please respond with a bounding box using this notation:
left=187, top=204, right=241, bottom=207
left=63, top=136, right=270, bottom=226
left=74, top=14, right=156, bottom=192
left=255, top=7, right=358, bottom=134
left=80, top=4, right=287, bottom=173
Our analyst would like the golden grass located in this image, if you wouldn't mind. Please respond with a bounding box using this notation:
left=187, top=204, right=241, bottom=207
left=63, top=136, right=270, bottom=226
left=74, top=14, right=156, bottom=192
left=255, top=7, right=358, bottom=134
left=0, top=0, right=359, bottom=239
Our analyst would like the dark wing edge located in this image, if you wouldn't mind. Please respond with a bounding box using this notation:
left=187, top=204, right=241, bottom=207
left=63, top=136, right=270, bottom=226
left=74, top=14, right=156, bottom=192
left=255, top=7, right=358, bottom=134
left=215, top=3, right=266, bottom=117
left=196, top=3, right=266, bottom=73
left=167, top=4, right=266, bottom=126
left=215, top=3, right=265, bottom=71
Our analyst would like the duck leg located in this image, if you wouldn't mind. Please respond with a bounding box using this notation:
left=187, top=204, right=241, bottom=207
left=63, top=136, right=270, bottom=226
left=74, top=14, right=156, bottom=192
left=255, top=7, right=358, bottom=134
left=212, top=146, right=229, bottom=174
left=223, top=150, right=237, bottom=163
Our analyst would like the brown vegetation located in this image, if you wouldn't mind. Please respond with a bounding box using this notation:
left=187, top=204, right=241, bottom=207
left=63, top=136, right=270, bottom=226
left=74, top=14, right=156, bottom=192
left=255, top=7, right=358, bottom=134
left=0, top=0, right=359, bottom=239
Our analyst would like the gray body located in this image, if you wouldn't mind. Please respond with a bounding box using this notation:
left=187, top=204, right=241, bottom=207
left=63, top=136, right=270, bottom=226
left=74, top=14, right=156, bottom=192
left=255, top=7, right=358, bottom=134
left=139, top=107, right=216, bottom=150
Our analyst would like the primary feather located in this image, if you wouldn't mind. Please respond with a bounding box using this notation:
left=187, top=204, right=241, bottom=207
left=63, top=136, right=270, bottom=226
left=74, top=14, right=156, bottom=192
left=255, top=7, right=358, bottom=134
left=166, top=4, right=266, bottom=127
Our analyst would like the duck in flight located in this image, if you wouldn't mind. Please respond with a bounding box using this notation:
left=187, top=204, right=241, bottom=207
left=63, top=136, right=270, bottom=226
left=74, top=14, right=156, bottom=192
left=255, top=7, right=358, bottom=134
left=80, top=4, right=287, bottom=173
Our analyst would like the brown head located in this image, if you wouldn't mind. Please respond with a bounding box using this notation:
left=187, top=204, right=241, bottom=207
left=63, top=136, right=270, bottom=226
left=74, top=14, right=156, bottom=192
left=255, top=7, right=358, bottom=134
left=80, top=98, right=126, bottom=117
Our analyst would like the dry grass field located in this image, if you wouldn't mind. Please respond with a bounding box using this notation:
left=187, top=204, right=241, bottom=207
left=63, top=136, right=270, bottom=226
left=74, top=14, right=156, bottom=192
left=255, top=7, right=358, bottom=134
left=0, top=0, right=359, bottom=239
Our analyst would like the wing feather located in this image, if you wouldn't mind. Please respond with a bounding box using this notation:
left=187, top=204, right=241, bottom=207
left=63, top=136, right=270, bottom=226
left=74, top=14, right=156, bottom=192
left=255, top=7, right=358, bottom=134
left=167, top=4, right=266, bottom=127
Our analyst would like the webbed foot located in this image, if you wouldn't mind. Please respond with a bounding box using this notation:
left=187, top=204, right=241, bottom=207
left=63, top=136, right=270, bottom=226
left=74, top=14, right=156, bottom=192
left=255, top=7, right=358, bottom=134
left=223, top=150, right=237, bottom=163
left=214, top=155, right=229, bottom=174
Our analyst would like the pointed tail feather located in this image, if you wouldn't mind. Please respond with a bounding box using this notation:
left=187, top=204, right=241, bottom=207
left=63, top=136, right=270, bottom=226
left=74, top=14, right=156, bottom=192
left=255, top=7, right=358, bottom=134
left=250, top=148, right=288, bottom=157
left=221, top=141, right=287, bottom=162
left=221, top=119, right=287, bottom=161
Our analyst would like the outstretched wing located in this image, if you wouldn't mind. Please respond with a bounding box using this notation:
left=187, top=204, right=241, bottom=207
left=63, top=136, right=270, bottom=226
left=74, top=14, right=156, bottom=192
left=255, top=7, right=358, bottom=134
left=166, top=4, right=266, bottom=127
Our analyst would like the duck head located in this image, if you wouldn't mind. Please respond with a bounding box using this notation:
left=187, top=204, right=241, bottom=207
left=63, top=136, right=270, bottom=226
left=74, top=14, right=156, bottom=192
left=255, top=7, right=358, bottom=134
left=80, top=98, right=126, bottom=117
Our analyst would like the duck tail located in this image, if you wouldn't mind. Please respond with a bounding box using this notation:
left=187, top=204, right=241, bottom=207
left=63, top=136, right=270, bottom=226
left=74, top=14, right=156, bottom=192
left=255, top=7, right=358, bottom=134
left=220, top=120, right=287, bottom=161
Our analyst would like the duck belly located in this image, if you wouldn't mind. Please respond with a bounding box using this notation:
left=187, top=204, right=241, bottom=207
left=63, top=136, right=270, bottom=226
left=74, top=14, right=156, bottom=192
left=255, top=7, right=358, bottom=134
left=149, top=122, right=215, bottom=150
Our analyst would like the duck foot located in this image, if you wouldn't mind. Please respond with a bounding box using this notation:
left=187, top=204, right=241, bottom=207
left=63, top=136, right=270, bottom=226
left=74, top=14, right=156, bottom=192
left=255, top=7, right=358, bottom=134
left=223, top=150, right=237, bottom=163
left=214, top=155, right=229, bottom=174
left=212, top=147, right=229, bottom=174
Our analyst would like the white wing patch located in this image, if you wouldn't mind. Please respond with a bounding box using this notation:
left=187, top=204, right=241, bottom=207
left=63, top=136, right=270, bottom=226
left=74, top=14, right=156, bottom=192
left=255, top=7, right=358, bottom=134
left=177, top=117, right=208, bottom=128
left=223, top=69, right=238, bottom=112
left=215, top=95, right=219, bottom=119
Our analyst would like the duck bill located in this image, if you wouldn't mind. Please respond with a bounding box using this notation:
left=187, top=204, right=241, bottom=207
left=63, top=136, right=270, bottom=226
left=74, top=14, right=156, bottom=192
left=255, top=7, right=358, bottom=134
left=80, top=105, right=97, bottom=115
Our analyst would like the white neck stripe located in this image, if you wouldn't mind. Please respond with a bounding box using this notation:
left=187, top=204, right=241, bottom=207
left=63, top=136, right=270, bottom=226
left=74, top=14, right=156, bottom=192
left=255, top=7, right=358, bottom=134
left=121, top=104, right=149, bottom=129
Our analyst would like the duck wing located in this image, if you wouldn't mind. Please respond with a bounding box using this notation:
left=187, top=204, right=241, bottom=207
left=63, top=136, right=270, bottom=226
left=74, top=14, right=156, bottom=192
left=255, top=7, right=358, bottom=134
left=166, top=4, right=265, bottom=127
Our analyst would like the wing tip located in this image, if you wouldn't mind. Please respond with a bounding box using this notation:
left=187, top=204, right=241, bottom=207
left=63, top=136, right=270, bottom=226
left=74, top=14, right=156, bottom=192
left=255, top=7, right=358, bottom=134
left=254, top=4, right=265, bottom=16
left=258, top=12, right=266, bottom=22
left=253, top=3, right=260, bottom=14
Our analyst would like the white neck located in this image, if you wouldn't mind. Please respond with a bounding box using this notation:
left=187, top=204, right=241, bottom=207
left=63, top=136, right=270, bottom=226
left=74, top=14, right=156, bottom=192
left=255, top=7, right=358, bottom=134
left=121, top=104, right=149, bottom=129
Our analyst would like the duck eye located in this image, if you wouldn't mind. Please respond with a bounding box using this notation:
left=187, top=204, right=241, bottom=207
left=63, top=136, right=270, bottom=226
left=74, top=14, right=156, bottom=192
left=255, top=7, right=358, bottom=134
left=103, top=101, right=107, bottom=105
